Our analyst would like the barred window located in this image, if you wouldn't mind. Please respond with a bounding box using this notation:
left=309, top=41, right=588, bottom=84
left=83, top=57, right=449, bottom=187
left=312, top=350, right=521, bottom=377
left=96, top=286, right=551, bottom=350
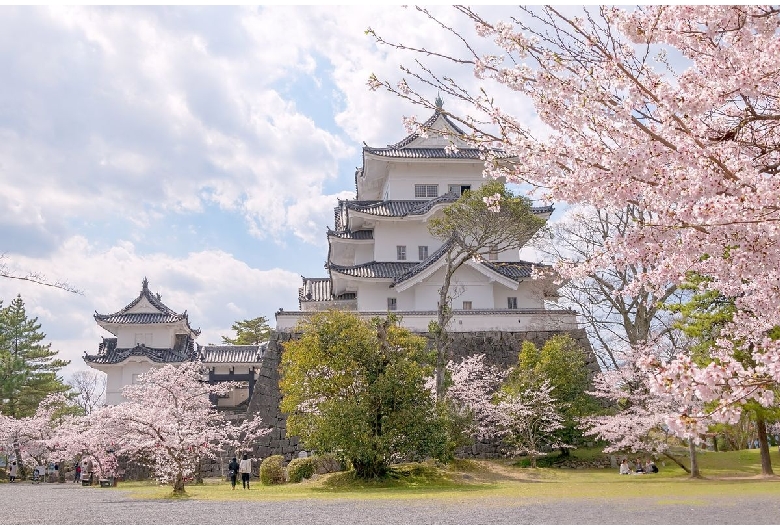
left=387, top=298, right=397, bottom=311
left=462, top=301, right=472, bottom=310
left=418, top=246, right=428, bottom=261
left=488, top=246, right=498, bottom=261
left=397, top=245, right=407, bottom=260
left=414, top=184, right=438, bottom=198
left=507, top=297, right=518, bottom=309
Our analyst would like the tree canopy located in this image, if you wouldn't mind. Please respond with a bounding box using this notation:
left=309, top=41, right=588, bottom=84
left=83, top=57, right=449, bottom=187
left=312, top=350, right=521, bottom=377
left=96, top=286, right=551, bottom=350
left=221, top=316, right=272, bottom=345
left=280, top=311, right=448, bottom=478
left=427, top=181, right=544, bottom=399
left=0, top=295, right=69, bottom=418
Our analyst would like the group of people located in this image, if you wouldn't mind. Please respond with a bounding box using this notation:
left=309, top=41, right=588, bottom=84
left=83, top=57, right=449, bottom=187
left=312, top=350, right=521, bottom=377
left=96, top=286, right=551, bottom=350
left=619, top=458, right=659, bottom=475
left=228, top=454, right=253, bottom=490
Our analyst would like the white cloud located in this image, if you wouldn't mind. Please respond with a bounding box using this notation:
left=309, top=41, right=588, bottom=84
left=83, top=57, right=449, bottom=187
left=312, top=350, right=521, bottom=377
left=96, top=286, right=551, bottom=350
left=0, top=236, right=301, bottom=379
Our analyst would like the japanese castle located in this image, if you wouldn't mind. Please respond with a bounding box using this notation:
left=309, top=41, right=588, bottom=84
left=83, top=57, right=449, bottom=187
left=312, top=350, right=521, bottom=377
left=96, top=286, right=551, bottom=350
left=276, top=104, right=578, bottom=334
left=84, top=278, right=265, bottom=408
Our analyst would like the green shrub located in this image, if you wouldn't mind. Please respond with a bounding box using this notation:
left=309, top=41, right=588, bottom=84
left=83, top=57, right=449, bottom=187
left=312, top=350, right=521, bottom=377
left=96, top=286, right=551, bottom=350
left=312, top=454, right=343, bottom=475
left=287, top=457, right=316, bottom=483
left=259, top=455, right=286, bottom=485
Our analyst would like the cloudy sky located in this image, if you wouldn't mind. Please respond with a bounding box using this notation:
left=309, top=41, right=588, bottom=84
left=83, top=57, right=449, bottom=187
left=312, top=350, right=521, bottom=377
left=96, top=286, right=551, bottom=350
left=0, top=6, right=550, bottom=378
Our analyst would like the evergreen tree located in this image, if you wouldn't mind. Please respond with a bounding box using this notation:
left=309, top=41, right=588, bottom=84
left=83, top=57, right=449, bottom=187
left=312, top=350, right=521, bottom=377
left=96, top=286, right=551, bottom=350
left=221, top=316, right=272, bottom=345
left=0, top=295, right=70, bottom=418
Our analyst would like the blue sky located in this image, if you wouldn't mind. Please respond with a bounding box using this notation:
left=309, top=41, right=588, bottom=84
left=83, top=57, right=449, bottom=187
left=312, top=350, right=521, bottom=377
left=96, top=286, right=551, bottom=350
left=0, top=6, right=557, bottom=377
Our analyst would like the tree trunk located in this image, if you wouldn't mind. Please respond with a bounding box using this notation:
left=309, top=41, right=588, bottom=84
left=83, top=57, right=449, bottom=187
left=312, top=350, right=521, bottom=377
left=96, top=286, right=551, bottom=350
left=662, top=451, right=690, bottom=473
left=756, top=414, right=774, bottom=476
left=173, top=471, right=185, bottom=494
left=688, top=443, right=702, bottom=479
left=712, top=436, right=718, bottom=453
left=434, top=261, right=456, bottom=400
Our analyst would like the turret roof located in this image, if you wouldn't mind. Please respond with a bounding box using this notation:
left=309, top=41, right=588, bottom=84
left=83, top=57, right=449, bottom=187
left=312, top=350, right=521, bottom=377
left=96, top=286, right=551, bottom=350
left=94, top=278, right=201, bottom=336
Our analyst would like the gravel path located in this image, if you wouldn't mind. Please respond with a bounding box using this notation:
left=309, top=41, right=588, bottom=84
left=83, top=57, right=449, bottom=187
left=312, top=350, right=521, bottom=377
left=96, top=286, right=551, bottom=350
left=2, top=482, right=779, bottom=525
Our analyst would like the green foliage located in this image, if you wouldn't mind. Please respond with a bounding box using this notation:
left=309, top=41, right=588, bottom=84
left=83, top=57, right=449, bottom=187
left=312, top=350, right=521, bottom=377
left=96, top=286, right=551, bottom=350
left=279, top=311, right=450, bottom=479
left=504, top=334, right=599, bottom=448
left=668, top=274, right=780, bottom=444
left=427, top=181, right=545, bottom=251
left=221, top=316, right=272, bottom=345
left=259, top=455, right=286, bottom=486
left=287, top=457, right=316, bottom=483
left=0, top=295, right=70, bottom=418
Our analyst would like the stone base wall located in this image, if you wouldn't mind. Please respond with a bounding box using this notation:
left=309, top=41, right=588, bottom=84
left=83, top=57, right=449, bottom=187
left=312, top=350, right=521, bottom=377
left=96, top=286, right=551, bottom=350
left=246, top=328, right=596, bottom=461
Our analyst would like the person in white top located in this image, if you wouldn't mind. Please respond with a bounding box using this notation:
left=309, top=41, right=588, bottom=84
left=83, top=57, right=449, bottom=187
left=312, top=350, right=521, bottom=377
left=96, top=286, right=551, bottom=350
left=619, top=458, right=630, bottom=475
left=238, top=454, right=252, bottom=490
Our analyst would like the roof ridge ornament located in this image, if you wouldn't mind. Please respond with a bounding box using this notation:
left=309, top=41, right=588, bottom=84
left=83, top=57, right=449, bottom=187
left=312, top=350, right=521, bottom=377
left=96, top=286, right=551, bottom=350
left=435, top=93, right=444, bottom=110
left=142, top=277, right=149, bottom=291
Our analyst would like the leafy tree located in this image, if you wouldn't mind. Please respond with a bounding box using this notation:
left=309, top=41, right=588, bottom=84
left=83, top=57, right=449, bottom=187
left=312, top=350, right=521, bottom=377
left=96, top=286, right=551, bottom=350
left=0, top=295, right=70, bottom=418
left=668, top=275, right=779, bottom=476
left=371, top=4, right=780, bottom=441
left=99, top=362, right=269, bottom=494
left=280, top=311, right=448, bottom=478
left=427, top=181, right=544, bottom=399
left=503, top=335, right=599, bottom=455
left=221, top=316, right=272, bottom=345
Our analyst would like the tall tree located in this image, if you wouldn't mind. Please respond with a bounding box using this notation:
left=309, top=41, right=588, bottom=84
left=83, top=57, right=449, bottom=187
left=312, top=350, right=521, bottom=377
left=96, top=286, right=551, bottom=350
left=103, top=362, right=269, bottom=494
left=370, top=5, right=780, bottom=439
left=668, top=276, right=779, bottom=476
left=280, top=311, right=449, bottom=478
left=427, top=181, right=544, bottom=399
left=534, top=205, right=681, bottom=370
left=0, top=295, right=69, bottom=418
left=504, top=335, right=599, bottom=455
left=221, top=316, right=272, bottom=345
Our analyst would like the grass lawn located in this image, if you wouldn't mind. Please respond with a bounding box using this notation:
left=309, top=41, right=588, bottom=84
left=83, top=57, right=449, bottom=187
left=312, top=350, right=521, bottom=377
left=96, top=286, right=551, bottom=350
left=118, top=447, right=780, bottom=502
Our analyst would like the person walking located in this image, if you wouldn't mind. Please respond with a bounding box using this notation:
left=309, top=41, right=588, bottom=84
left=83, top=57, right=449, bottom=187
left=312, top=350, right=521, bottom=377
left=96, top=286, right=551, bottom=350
left=74, top=463, right=81, bottom=483
left=9, top=461, right=18, bottom=483
left=228, top=457, right=239, bottom=490
left=239, top=454, right=252, bottom=490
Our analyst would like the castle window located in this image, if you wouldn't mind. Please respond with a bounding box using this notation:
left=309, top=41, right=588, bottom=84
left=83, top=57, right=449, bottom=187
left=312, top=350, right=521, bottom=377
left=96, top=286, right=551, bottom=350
left=415, top=184, right=438, bottom=198
left=418, top=246, right=428, bottom=261
left=462, top=301, right=472, bottom=310
left=448, top=184, right=471, bottom=196
left=387, top=298, right=397, bottom=311
left=488, top=247, right=498, bottom=261
left=508, top=297, right=518, bottom=309
left=397, top=245, right=407, bottom=260
left=134, top=333, right=153, bottom=346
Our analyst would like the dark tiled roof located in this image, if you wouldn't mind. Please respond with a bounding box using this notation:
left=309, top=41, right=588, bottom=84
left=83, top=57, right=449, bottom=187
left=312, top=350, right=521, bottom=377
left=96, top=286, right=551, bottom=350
left=329, top=261, right=417, bottom=279
left=482, top=261, right=539, bottom=280
left=388, top=110, right=467, bottom=149
left=299, top=277, right=332, bottom=302
left=84, top=344, right=196, bottom=365
left=200, top=344, right=266, bottom=364
left=298, top=278, right=357, bottom=305
left=85, top=343, right=268, bottom=365
left=391, top=240, right=454, bottom=286
left=94, top=313, right=188, bottom=325
left=94, top=278, right=201, bottom=336
left=343, top=197, right=553, bottom=218
left=327, top=229, right=374, bottom=240
left=363, top=147, right=494, bottom=159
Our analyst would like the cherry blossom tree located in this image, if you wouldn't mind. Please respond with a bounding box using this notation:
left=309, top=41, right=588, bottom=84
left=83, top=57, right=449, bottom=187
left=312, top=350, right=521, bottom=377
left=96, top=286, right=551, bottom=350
left=0, top=393, right=69, bottom=478
left=492, top=381, right=568, bottom=467
left=370, top=5, right=780, bottom=438
left=583, top=350, right=705, bottom=477
left=444, top=353, right=507, bottom=439
left=103, top=362, right=269, bottom=494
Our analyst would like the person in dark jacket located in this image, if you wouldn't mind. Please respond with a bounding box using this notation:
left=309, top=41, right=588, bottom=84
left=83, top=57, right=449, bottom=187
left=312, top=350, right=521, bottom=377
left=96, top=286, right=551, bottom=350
left=228, top=457, right=240, bottom=490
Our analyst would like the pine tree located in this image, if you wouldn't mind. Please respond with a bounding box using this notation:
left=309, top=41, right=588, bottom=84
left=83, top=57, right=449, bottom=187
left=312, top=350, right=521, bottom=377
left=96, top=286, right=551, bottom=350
left=0, top=295, right=70, bottom=418
left=221, top=316, right=272, bottom=345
